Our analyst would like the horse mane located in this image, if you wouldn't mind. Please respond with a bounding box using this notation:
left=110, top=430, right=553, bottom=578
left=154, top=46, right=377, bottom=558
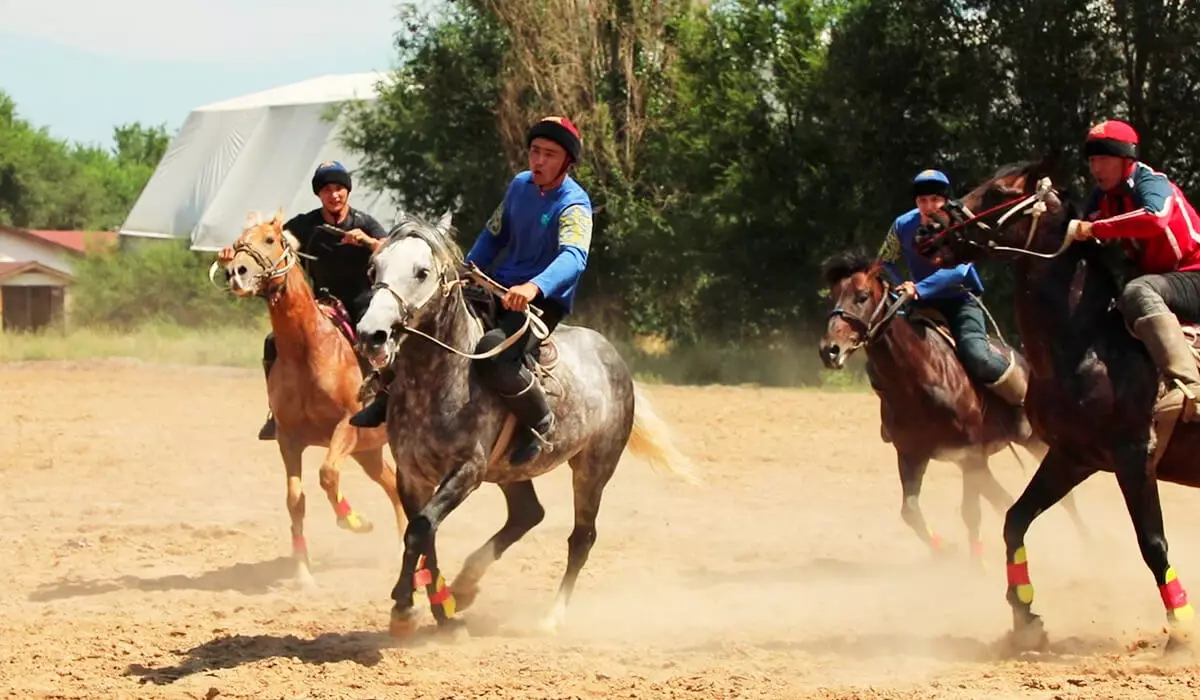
left=820, top=246, right=879, bottom=287
left=383, top=212, right=465, bottom=269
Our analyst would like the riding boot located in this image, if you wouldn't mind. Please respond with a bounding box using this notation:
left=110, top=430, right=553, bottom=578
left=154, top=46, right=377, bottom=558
left=1133, top=313, right=1200, bottom=422
left=986, top=353, right=1033, bottom=440
left=349, top=367, right=394, bottom=428
left=258, top=356, right=276, bottom=441
left=501, top=372, right=555, bottom=466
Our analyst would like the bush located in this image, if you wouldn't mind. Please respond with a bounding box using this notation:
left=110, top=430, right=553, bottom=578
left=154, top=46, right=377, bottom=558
left=69, top=239, right=264, bottom=329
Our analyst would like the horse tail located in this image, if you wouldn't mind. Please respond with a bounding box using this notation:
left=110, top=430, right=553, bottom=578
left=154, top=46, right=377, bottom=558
left=627, top=382, right=702, bottom=485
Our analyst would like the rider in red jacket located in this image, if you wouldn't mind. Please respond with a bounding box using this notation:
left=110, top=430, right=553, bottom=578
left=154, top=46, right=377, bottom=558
left=1068, top=119, right=1200, bottom=420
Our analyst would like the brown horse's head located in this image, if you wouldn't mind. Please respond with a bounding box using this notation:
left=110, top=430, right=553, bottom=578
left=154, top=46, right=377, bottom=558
left=917, top=158, right=1076, bottom=269
left=217, top=210, right=302, bottom=298
left=818, top=247, right=888, bottom=369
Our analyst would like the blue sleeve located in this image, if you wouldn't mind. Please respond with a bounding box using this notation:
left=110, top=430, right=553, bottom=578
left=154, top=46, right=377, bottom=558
left=915, top=263, right=985, bottom=299
left=531, top=204, right=591, bottom=297
left=1133, top=168, right=1172, bottom=215
left=465, top=200, right=508, bottom=268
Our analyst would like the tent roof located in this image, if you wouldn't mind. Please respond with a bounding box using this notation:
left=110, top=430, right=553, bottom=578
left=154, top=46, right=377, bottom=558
left=118, top=72, right=400, bottom=252
left=196, top=72, right=389, bottom=112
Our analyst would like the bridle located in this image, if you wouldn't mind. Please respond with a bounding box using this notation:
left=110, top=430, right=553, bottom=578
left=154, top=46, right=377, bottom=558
left=920, top=176, right=1076, bottom=261
left=827, top=276, right=914, bottom=353
left=208, top=234, right=302, bottom=300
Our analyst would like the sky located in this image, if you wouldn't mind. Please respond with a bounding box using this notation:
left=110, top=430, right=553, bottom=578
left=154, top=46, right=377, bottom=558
left=0, top=0, right=414, bottom=149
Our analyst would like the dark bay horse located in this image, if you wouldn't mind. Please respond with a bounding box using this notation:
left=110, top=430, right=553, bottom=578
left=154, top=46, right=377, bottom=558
left=919, top=160, right=1200, bottom=653
left=214, top=211, right=406, bottom=589
left=819, top=249, right=1084, bottom=564
left=354, top=213, right=699, bottom=638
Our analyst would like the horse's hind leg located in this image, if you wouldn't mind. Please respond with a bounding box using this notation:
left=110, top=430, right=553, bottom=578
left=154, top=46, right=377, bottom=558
left=1113, top=441, right=1195, bottom=651
left=897, top=452, right=942, bottom=554
left=451, top=480, right=545, bottom=613
left=961, top=451, right=1011, bottom=567
left=540, top=449, right=620, bottom=635
left=349, top=448, right=406, bottom=549
left=1002, top=448, right=1094, bottom=652
left=278, top=439, right=316, bottom=590
left=319, top=418, right=373, bottom=534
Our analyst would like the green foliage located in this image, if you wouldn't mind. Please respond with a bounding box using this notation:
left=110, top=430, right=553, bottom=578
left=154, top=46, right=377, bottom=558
left=69, top=239, right=263, bottom=330
left=0, top=91, right=169, bottom=231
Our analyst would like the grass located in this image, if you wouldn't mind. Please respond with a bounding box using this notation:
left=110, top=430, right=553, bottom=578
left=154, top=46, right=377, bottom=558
left=0, top=321, right=269, bottom=369
left=0, top=321, right=872, bottom=391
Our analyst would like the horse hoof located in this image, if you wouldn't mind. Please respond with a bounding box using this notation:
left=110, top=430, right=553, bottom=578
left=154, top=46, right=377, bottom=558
left=338, top=515, right=375, bottom=534
left=1007, top=618, right=1049, bottom=654
left=449, top=582, right=480, bottom=612
left=436, top=617, right=471, bottom=642
left=1165, top=626, right=1195, bottom=657
left=293, top=568, right=318, bottom=592
left=389, top=607, right=419, bottom=639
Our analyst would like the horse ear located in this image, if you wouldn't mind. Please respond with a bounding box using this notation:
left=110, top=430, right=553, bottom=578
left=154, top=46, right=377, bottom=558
left=1030, top=149, right=1062, bottom=186
left=244, top=210, right=262, bottom=229
left=271, top=208, right=285, bottom=229
left=436, top=209, right=453, bottom=234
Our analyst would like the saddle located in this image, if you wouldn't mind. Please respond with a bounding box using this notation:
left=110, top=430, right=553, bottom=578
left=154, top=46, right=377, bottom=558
left=315, top=295, right=358, bottom=346
left=904, top=304, right=1011, bottom=359
left=462, top=283, right=560, bottom=372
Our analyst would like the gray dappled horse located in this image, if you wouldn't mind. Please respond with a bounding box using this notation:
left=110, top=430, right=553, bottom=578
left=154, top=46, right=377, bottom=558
left=355, top=213, right=699, bottom=638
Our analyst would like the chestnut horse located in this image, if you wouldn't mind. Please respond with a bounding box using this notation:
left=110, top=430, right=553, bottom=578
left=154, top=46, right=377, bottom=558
left=214, top=211, right=406, bottom=588
left=819, top=248, right=1085, bottom=564
left=919, top=160, right=1200, bottom=653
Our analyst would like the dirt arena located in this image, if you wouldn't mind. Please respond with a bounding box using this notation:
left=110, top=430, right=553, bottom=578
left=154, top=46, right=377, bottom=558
left=3, top=359, right=1200, bottom=699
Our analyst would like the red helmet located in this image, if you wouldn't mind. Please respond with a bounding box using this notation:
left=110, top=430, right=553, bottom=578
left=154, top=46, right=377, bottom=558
left=1084, top=120, right=1139, bottom=159
left=527, top=116, right=582, bottom=162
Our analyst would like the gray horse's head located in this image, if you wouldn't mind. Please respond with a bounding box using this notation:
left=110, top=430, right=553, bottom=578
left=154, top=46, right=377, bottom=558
left=356, top=211, right=459, bottom=369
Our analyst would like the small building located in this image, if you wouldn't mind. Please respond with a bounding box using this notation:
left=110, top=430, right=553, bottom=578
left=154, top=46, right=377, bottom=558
left=0, top=226, right=117, bottom=332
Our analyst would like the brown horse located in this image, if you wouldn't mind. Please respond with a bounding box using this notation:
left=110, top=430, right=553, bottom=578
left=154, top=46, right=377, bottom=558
left=819, top=248, right=1086, bottom=564
left=917, top=160, right=1200, bottom=653
left=214, top=210, right=406, bottom=588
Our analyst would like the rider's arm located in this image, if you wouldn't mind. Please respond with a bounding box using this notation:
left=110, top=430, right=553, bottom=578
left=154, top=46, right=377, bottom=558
left=877, top=221, right=905, bottom=287
left=530, top=205, right=591, bottom=297
left=465, top=201, right=509, bottom=268
left=360, top=215, right=388, bottom=241
left=914, top=263, right=984, bottom=300
left=1091, top=169, right=1174, bottom=240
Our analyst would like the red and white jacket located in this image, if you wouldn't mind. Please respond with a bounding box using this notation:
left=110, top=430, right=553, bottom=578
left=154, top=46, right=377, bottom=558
left=1086, top=161, right=1200, bottom=274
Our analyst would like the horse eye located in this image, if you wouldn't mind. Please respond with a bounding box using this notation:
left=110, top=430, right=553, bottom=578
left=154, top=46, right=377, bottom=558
left=265, top=236, right=275, bottom=245
left=415, top=268, right=430, bottom=281
left=854, top=291, right=869, bottom=304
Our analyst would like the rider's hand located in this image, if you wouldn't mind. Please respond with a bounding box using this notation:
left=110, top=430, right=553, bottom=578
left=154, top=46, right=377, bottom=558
left=897, top=280, right=918, bottom=300
left=502, top=282, right=540, bottom=311
left=1067, top=219, right=1094, bottom=241
left=341, top=228, right=377, bottom=249
left=217, top=247, right=234, bottom=263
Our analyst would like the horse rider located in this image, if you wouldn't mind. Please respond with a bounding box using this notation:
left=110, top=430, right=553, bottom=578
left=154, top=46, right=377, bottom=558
left=877, top=168, right=1032, bottom=436
left=219, top=160, right=389, bottom=440
left=352, top=116, right=594, bottom=468
left=1066, top=119, right=1200, bottom=421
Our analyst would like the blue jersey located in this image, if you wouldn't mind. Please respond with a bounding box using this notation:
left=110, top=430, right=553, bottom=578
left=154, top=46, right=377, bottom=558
left=877, top=208, right=984, bottom=301
left=465, top=171, right=593, bottom=313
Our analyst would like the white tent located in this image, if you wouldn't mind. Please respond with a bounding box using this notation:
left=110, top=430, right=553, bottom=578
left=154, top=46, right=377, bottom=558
left=118, top=72, right=400, bottom=251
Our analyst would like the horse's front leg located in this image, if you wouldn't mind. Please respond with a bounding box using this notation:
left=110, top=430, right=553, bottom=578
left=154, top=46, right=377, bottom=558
left=320, top=417, right=373, bottom=533
left=389, top=450, right=486, bottom=638
left=1114, top=441, right=1196, bottom=653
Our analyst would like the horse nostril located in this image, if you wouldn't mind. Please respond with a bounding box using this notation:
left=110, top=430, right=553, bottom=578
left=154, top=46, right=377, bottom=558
left=827, top=344, right=840, bottom=358
left=236, top=265, right=248, bottom=276
left=370, top=330, right=388, bottom=346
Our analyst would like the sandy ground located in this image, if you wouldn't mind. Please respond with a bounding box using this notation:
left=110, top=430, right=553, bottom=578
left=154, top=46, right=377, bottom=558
left=2, top=359, right=1200, bottom=699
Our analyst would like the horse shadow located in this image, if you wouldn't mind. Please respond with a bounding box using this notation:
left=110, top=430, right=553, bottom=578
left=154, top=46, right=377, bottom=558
left=123, top=630, right=394, bottom=685
left=28, top=553, right=379, bottom=602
